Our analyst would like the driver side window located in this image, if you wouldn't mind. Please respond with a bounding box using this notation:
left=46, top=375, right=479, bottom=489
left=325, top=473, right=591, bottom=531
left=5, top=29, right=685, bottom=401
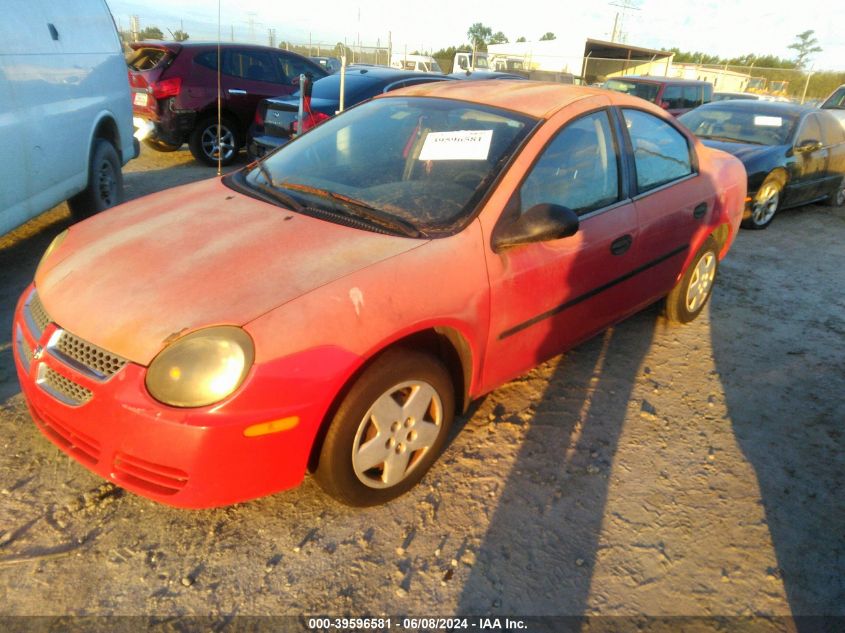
left=519, top=111, right=620, bottom=216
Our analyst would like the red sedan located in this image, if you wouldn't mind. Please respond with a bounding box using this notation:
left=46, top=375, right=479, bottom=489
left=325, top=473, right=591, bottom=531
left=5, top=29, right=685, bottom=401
left=13, top=82, right=746, bottom=507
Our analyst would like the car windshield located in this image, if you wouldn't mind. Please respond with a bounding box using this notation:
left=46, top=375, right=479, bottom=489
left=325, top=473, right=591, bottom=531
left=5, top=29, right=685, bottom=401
left=604, top=79, right=660, bottom=103
left=244, top=97, right=536, bottom=236
left=679, top=106, right=799, bottom=145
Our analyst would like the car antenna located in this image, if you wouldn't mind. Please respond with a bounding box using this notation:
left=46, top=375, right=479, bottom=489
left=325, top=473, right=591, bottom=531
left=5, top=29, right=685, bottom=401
left=216, top=0, right=223, bottom=177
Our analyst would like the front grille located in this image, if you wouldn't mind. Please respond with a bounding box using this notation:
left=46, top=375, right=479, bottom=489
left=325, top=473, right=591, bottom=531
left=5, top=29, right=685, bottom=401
left=50, top=330, right=128, bottom=381
left=113, top=452, right=188, bottom=496
left=16, top=326, right=33, bottom=371
left=38, top=366, right=93, bottom=407
left=25, top=291, right=51, bottom=338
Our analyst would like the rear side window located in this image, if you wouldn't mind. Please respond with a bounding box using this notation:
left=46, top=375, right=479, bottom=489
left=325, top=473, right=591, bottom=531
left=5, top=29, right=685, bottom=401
left=623, top=109, right=693, bottom=192
left=520, top=111, right=620, bottom=216
left=822, top=87, right=845, bottom=108
left=194, top=51, right=218, bottom=70
left=224, top=50, right=279, bottom=83
left=682, top=86, right=702, bottom=108
left=662, top=85, right=684, bottom=110
left=702, top=84, right=713, bottom=102
left=127, top=48, right=168, bottom=71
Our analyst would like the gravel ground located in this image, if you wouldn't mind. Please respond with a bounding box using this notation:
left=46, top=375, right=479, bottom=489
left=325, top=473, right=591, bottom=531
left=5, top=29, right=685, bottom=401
left=0, top=146, right=843, bottom=628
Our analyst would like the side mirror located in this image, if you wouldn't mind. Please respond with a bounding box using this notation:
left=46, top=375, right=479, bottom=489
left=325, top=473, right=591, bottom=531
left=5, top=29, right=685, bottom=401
left=493, top=204, right=579, bottom=250
left=795, top=139, right=822, bottom=153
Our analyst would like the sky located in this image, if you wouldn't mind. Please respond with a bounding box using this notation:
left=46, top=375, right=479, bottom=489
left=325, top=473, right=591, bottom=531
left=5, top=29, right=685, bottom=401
left=108, top=0, right=845, bottom=71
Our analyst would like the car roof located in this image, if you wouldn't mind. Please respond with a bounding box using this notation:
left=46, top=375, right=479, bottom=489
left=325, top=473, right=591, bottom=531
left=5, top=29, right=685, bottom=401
left=379, top=80, right=638, bottom=119
left=695, top=99, right=813, bottom=116
left=610, top=76, right=711, bottom=86
left=342, top=65, right=447, bottom=81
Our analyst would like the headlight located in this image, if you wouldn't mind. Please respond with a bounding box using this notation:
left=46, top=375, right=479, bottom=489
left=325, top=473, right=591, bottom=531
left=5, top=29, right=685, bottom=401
left=145, top=326, right=255, bottom=408
left=36, top=229, right=68, bottom=277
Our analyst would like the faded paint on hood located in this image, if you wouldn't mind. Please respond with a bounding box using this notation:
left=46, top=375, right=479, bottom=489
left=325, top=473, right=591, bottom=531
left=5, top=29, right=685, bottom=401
left=36, top=178, right=425, bottom=365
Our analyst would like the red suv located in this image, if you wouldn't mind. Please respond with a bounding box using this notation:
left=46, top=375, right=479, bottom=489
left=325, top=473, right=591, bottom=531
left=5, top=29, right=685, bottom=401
left=604, top=77, right=713, bottom=116
left=127, top=42, right=327, bottom=165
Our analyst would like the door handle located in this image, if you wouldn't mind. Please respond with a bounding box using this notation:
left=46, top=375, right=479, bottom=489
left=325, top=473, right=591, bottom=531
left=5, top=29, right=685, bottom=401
left=610, top=234, right=632, bottom=256
left=228, top=89, right=247, bottom=95
left=693, top=202, right=707, bottom=219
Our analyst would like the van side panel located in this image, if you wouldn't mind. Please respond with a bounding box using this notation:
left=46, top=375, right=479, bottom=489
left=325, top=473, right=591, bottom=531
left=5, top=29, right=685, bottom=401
left=0, top=0, right=133, bottom=236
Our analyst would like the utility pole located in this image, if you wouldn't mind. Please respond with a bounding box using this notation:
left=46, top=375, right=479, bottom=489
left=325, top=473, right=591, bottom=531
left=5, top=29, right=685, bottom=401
left=608, top=0, right=641, bottom=44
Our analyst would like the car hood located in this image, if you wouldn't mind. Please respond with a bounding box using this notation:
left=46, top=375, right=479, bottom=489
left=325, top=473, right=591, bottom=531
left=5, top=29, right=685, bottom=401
left=35, top=178, right=425, bottom=365
left=699, top=139, right=785, bottom=164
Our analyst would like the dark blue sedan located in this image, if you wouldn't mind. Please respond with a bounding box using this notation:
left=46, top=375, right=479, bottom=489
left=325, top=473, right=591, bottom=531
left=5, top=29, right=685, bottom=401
left=679, top=100, right=845, bottom=229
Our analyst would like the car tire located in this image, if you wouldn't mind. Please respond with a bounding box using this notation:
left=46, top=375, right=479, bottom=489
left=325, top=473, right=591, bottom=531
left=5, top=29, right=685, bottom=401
left=823, top=179, right=845, bottom=207
left=67, top=138, right=124, bottom=221
left=664, top=236, right=719, bottom=324
left=742, top=173, right=783, bottom=229
left=143, top=137, right=181, bottom=152
left=189, top=115, right=240, bottom=166
left=313, top=348, right=455, bottom=506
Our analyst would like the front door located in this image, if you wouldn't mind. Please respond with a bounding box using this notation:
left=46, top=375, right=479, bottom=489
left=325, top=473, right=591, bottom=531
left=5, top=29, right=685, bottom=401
left=481, top=108, right=645, bottom=391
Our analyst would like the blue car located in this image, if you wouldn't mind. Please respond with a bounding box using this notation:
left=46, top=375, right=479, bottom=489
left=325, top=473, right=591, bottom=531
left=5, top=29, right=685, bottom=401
left=247, top=66, right=453, bottom=159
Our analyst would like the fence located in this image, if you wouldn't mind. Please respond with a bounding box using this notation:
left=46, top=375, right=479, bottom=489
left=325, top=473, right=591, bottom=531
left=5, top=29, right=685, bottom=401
left=115, top=13, right=844, bottom=102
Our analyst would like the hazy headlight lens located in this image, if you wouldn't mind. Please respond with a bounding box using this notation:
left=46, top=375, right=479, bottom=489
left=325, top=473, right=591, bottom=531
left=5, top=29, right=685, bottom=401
left=36, top=229, right=68, bottom=277
left=145, top=326, right=255, bottom=408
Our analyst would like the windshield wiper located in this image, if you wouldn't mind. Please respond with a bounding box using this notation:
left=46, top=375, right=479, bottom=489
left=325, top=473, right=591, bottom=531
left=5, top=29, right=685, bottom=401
left=247, top=161, right=305, bottom=213
left=698, top=134, right=764, bottom=145
left=278, top=182, right=422, bottom=238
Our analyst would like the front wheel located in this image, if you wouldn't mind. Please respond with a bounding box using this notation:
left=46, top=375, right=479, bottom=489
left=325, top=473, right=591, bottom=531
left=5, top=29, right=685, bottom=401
left=742, top=175, right=782, bottom=229
left=67, top=138, right=123, bottom=220
left=188, top=115, right=240, bottom=166
left=314, top=349, right=455, bottom=506
left=664, top=237, right=719, bottom=324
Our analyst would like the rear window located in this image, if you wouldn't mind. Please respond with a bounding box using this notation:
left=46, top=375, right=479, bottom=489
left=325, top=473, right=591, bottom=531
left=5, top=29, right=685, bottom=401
left=604, top=79, right=660, bottom=103
left=822, top=87, right=845, bottom=109
left=310, top=74, right=381, bottom=102
left=127, top=48, right=168, bottom=71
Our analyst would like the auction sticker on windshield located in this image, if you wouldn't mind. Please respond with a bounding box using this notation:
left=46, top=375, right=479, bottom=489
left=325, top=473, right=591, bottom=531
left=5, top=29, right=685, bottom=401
left=754, top=116, right=783, bottom=127
left=419, top=130, right=493, bottom=161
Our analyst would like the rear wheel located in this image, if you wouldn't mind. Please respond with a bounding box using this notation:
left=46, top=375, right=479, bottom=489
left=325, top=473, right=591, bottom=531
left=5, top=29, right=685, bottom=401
left=68, top=138, right=123, bottom=220
left=664, top=237, right=719, bottom=324
left=314, top=349, right=455, bottom=506
left=824, top=179, right=845, bottom=207
left=189, top=115, right=240, bottom=166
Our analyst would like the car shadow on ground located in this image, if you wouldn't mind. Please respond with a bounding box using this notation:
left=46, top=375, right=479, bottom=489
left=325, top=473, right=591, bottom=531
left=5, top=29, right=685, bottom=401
left=708, top=221, right=845, bottom=626
left=456, top=303, right=659, bottom=615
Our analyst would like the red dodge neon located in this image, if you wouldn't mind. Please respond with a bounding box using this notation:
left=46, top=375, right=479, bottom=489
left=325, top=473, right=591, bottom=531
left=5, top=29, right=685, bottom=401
left=13, top=81, right=746, bottom=507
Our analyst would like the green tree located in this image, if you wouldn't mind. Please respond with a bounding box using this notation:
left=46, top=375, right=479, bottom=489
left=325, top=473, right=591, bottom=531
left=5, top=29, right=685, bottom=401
left=139, top=26, right=164, bottom=40
left=788, top=29, right=822, bottom=68
left=539, top=32, right=556, bottom=41
left=516, top=36, right=527, bottom=43
left=467, top=23, right=492, bottom=50
left=169, top=29, right=189, bottom=42
left=489, top=31, right=508, bottom=45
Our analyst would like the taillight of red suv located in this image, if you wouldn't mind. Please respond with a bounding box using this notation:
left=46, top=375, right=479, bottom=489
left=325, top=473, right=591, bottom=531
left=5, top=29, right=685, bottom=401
left=151, top=77, right=182, bottom=100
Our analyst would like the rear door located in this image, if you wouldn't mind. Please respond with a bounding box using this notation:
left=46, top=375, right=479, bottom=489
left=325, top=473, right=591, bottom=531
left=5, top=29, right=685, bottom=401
left=221, top=48, right=297, bottom=127
left=621, top=108, right=713, bottom=297
left=817, top=112, right=845, bottom=198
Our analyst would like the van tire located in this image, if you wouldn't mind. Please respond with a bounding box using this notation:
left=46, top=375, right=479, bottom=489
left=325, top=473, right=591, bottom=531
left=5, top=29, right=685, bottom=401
left=68, top=139, right=124, bottom=221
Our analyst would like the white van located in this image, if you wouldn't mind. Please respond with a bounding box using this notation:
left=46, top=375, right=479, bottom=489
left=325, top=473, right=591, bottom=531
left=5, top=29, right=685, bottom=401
left=390, top=54, right=443, bottom=74
left=0, top=0, right=137, bottom=236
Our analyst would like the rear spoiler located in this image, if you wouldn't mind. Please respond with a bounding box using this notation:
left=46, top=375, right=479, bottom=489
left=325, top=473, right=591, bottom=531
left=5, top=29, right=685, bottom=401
left=129, top=41, right=183, bottom=54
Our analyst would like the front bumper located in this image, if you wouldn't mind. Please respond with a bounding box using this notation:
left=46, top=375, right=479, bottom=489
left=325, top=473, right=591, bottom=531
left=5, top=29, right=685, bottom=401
left=12, top=286, right=319, bottom=508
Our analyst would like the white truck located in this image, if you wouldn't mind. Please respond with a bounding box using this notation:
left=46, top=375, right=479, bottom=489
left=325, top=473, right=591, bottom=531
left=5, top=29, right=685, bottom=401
left=453, top=52, right=489, bottom=72
left=0, top=0, right=137, bottom=235
left=390, top=54, right=443, bottom=74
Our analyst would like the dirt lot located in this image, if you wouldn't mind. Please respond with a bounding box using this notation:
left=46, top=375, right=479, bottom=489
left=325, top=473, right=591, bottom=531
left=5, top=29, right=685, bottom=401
left=0, top=146, right=843, bottom=628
